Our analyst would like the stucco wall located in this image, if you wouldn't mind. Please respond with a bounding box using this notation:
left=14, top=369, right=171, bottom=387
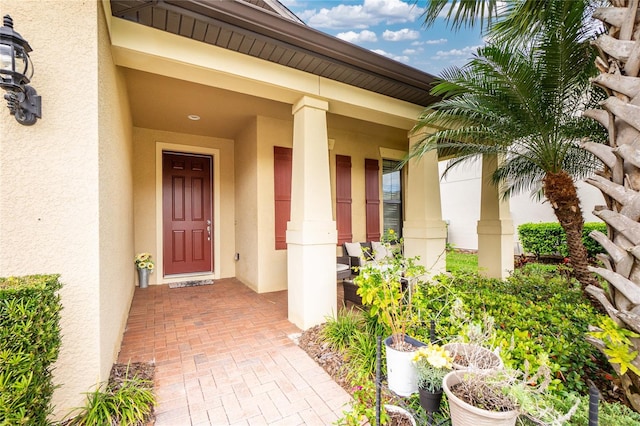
left=0, top=0, right=103, bottom=419
left=97, top=2, right=135, bottom=390
left=328, top=119, right=408, bottom=244
left=132, top=128, right=236, bottom=281
left=234, top=118, right=259, bottom=290
left=440, top=161, right=605, bottom=250
left=256, top=115, right=292, bottom=293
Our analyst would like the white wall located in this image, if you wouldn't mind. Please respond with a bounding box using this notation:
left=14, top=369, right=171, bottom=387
left=439, top=161, right=605, bottom=251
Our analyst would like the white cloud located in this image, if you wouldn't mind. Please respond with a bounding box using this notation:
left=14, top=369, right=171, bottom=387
left=403, top=48, right=417, bottom=55
left=382, top=28, right=420, bottom=41
left=424, top=38, right=448, bottom=45
left=302, top=0, right=423, bottom=30
left=372, top=49, right=410, bottom=63
left=336, top=30, right=378, bottom=43
left=434, top=45, right=482, bottom=58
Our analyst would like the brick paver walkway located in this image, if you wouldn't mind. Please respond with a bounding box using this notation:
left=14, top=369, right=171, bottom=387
left=118, top=278, right=352, bottom=425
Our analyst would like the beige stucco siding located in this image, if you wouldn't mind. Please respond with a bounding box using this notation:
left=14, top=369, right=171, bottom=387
left=97, top=1, right=136, bottom=396
left=0, top=0, right=109, bottom=419
left=256, top=116, right=292, bottom=293
left=234, top=117, right=259, bottom=290
left=132, top=128, right=236, bottom=282
left=328, top=120, right=409, bottom=244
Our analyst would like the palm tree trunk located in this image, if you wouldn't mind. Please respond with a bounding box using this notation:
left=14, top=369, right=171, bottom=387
left=543, top=171, right=598, bottom=289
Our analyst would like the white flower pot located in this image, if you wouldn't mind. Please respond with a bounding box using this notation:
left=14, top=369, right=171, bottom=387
left=443, top=371, right=518, bottom=426
left=384, top=404, right=416, bottom=426
left=443, top=342, right=503, bottom=371
left=384, top=335, right=426, bottom=396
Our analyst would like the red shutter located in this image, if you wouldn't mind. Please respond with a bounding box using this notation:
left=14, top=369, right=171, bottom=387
left=274, top=147, right=292, bottom=250
left=365, top=158, right=381, bottom=241
left=336, top=155, right=352, bottom=245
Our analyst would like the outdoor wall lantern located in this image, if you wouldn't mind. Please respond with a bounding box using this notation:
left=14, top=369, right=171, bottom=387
left=0, top=15, right=41, bottom=125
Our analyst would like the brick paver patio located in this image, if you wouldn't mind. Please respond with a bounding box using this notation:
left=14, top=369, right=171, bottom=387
left=118, top=278, right=352, bottom=425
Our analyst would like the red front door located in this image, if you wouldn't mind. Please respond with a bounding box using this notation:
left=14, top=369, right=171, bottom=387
left=162, top=152, right=213, bottom=275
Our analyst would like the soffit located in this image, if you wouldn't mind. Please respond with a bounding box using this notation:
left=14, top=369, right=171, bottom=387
left=109, top=0, right=438, bottom=107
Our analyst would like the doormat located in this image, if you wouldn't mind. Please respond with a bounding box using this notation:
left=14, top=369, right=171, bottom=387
left=168, top=279, right=214, bottom=289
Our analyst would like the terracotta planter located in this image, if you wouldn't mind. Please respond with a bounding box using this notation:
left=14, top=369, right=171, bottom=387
left=384, top=335, right=426, bottom=396
left=443, top=371, right=518, bottom=426
left=443, top=342, right=503, bottom=371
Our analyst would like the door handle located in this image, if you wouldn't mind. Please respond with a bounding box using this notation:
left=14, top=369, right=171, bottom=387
left=207, top=219, right=211, bottom=241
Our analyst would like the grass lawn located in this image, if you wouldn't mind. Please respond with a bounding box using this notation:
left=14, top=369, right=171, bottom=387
left=446, top=250, right=478, bottom=274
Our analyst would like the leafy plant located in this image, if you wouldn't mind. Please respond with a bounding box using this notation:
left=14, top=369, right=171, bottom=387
left=355, top=236, right=426, bottom=349
left=345, top=331, right=379, bottom=383
left=321, top=309, right=363, bottom=351
left=337, top=380, right=389, bottom=426
left=65, top=366, right=155, bottom=426
left=588, top=316, right=640, bottom=375
left=412, top=269, right=605, bottom=395
left=0, top=275, right=62, bottom=426
left=412, top=344, right=453, bottom=392
left=518, top=222, right=606, bottom=258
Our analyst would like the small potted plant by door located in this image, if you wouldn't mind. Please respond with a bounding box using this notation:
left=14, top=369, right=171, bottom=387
left=355, top=230, right=427, bottom=396
left=412, top=344, right=453, bottom=414
left=134, top=253, right=154, bottom=289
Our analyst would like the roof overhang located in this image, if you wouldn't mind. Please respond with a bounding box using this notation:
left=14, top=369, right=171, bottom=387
left=109, top=0, right=439, bottom=107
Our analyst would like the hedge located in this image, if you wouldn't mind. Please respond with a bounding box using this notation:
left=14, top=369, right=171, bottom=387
left=0, top=275, right=62, bottom=426
left=518, top=222, right=606, bottom=258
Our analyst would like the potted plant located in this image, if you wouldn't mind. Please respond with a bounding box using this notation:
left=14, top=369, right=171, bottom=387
left=355, top=230, right=427, bottom=396
left=444, top=302, right=503, bottom=371
left=412, top=344, right=453, bottom=414
left=134, top=253, right=154, bottom=289
left=443, top=364, right=578, bottom=426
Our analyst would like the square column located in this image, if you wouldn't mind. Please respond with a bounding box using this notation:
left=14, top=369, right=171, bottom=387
left=477, top=154, right=514, bottom=279
left=403, top=130, right=447, bottom=274
left=286, top=96, right=337, bottom=330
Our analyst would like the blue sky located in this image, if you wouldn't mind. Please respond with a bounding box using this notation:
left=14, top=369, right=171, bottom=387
left=281, top=0, right=485, bottom=76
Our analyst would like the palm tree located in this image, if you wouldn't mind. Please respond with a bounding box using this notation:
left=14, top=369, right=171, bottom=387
left=417, top=0, right=640, bottom=410
left=410, top=1, right=603, bottom=289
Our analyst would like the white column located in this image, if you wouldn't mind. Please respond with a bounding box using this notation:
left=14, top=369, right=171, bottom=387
left=477, top=154, right=514, bottom=279
left=287, top=96, right=337, bottom=330
left=403, top=130, right=447, bottom=274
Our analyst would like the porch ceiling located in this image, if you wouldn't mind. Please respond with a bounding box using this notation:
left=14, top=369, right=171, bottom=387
left=123, top=68, right=293, bottom=138
left=109, top=0, right=438, bottom=107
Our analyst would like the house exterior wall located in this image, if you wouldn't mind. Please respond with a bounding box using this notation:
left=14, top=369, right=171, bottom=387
left=132, top=128, right=236, bottom=282
left=328, top=123, right=408, bottom=244
left=440, top=161, right=605, bottom=251
left=0, top=0, right=123, bottom=419
left=235, top=117, right=260, bottom=290
left=255, top=116, right=292, bottom=293
left=97, top=0, right=136, bottom=404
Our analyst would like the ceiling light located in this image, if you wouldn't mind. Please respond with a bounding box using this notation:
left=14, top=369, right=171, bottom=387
left=187, top=114, right=200, bottom=121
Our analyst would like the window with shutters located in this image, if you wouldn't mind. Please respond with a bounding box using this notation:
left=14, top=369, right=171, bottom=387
left=365, top=158, right=381, bottom=242
left=274, top=147, right=292, bottom=250
left=335, top=155, right=352, bottom=245
left=382, top=159, right=403, bottom=237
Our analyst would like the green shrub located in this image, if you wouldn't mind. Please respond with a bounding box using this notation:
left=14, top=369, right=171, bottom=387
left=412, top=269, right=606, bottom=395
left=66, top=370, right=155, bottom=426
left=322, top=309, right=364, bottom=351
left=518, top=222, right=606, bottom=258
left=551, top=394, right=640, bottom=425
left=0, top=274, right=62, bottom=426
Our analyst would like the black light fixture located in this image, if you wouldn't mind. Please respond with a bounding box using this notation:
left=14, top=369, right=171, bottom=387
left=0, top=15, right=41, bottom=125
